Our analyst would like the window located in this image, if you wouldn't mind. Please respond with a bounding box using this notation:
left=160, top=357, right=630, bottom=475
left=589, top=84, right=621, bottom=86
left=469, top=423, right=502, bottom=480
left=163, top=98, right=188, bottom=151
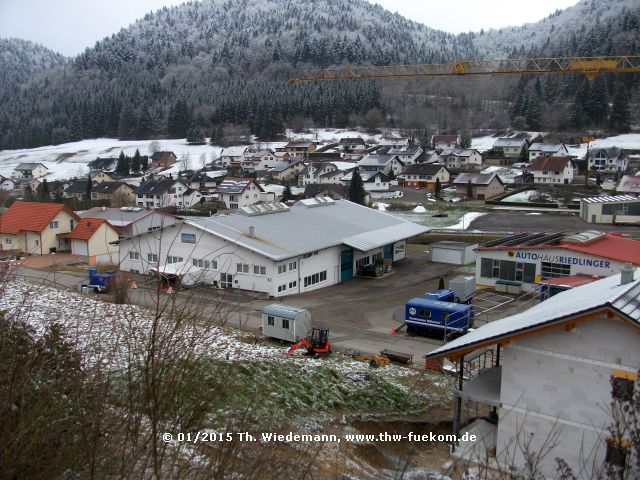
left=395, top=244, right=405, bottom=255
left=70, top=219, right=75, bottom=229
left=288, top=261, right=297, bottom=271
left=282, top=318, right=290, bottom=329
left=355, top=256, right=370, bottom=270
left=4, top=237, right=12, bottom=245
left=129, top=251, right=140, bottom=260
left=193, top=259, right=211, bottom=269
left=267, top=315, right=275, bottom=326
left=147, top=253, right=158, bottom=263
left=254, top=265, right=266, bottom=276
left=372, top=252, right=383, bottom=263
left=540, top=261, right=570, bottom=280
left=167, top=256, right=183, bottom=264
left=303, top=271, right=327, bottom=288
left=481, top=258, right=536, bottom=283
left=278, top=264, right=287, bottom=275
left=278, top=284, right=287, bottom=293
left=181, top=233, right=196, bottom=244
left=417, top=308, right=431, bottom=318
left=49, top=221, right=59, bottom=229
left=289, top=280, right=297, bottom=289
left=236, top=263, right=249, bottom=274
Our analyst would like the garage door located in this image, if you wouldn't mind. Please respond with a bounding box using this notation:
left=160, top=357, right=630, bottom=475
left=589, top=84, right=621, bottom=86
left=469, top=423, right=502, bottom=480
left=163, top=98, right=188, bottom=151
left=431, top=247, right=463, bottom=265
left=71, top=239, right=88, bottom=256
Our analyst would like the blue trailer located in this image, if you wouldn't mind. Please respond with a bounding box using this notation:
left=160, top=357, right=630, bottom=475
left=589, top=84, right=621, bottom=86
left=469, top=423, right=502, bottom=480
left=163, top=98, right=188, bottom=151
left=405, top=297, right=474, bottom=336
left=88, top=267, right=115, bottom=293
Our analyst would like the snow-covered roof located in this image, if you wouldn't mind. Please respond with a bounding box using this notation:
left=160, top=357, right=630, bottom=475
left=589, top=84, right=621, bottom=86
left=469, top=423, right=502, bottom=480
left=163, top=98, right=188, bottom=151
left=220, top=146, right=248, bottom=157
left=493, top=138, right=527, bottom=148
left=528, top=143, right=565, bottom=152
left=426, top=269, right=640, bottom=360
left=358, top=154, right=398, bottom=167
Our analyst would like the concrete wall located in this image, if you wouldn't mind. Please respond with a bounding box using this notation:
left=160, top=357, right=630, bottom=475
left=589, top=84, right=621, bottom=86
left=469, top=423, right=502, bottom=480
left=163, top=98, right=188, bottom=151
left=496, top=316, right=640, bottom=477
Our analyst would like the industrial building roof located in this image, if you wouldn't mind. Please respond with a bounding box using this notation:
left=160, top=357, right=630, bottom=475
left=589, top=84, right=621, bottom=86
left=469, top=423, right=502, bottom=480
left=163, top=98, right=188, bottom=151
left=185, top=198, right=428, bottom=261
left=0, top=201, right=79, bottom=234
left=581, top=194, right=638, bottom=204
left=426, top=268, right=640, bottom=360
left=80, top=206, right=169, bottom=227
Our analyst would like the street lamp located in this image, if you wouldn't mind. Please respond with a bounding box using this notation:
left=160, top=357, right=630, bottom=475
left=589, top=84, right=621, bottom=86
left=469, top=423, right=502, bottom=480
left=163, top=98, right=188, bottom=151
left=51, top=251, right=56, bottom=286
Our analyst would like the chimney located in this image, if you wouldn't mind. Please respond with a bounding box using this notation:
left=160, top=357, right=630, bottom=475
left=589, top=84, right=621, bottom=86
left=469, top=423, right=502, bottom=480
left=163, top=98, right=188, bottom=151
left=620, top=263, right=636, bottom=286
left=248, top=225, right=255, bottom=238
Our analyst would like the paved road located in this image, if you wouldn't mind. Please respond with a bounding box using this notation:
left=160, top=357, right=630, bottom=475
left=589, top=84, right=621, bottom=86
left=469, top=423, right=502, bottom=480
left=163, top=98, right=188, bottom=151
left=15, top=252, right=460, bottom=366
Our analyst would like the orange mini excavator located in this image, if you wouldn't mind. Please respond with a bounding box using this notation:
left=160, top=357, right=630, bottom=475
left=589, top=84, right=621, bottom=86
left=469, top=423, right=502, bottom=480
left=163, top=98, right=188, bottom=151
left=286, top=327, right=331, bottom=357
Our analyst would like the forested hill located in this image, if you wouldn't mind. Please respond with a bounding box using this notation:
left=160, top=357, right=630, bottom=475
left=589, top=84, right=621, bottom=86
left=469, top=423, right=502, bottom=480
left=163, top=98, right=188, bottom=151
left=0, top=0, right=638, bottom=150
left=0, top=38, right=67, bottom=100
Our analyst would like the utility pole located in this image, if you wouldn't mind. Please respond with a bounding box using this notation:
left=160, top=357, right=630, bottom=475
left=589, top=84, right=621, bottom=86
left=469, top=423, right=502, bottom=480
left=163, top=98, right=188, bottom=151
left=51, top=252, right=56, bottom=286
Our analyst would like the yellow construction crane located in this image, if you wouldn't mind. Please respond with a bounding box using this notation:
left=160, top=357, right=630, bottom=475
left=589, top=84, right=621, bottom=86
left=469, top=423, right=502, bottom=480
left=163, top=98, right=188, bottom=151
left=288, top=55, right=640, bottom=84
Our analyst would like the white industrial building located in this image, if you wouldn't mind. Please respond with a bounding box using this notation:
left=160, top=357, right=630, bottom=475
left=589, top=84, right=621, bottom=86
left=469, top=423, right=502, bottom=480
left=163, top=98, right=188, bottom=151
left=426, top=267, right=640, bottom=479
left=118, top=198, right=428, bottom=297
left=430, top=241, right=477, bottom=265
left=580, top=194, right=640, bottom=225
left=475, top=230, right=640, bottom=292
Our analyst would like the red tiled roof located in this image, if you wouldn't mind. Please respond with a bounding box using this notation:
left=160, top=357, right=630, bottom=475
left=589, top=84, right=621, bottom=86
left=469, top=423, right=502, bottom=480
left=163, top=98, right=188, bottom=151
left=530, top=156, right=572, bottom=171
left=559, top=235, right=640, bottom=265
left=0, top=201, right=79, bottom=235
left=64, top=218, right=116, bottom=241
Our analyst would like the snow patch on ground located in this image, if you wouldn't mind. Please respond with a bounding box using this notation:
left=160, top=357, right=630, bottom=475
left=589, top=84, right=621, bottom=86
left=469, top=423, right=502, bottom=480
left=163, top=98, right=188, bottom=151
left=444, top=212, right=486, bottom=230
left=501, top=190, right=538, bottom=202
left=412, top=205, right=427, bottom=213
left=373, top=202, right=389, bottom=211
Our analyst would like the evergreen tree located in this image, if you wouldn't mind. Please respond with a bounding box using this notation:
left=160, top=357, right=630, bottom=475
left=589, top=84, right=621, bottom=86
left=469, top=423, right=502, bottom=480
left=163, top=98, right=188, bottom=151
left=186, top=127, right=206, bottom=145
left=115, top=151, right=129, bottom=176
left=167, top=99, right=192, bottom=138
left=23, top=184, right=33, bottom=201
left=348, top=168, right=367, bottom=206
left=609, top=86, right=631, bottom=133
left=526, top=94, right=543, bottom=130
left=435, top=177, right=441, bottom=198
left=85, top=176, right=92, bottom=200
left=37, top=179, right=49, bottom=202
left=140, top=155, right=149, bottom=172
left=131, top=149, right=141, bottom=173
left=281, top=182, right=293, bottom=202
left=466, top=180, right=473, bottom=198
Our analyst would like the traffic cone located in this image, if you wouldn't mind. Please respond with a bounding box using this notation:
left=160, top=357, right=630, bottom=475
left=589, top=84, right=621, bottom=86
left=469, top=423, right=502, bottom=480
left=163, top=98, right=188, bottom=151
left=130, top=281, right=138, bottom=289
left=167, top=286, right=174, bottom=295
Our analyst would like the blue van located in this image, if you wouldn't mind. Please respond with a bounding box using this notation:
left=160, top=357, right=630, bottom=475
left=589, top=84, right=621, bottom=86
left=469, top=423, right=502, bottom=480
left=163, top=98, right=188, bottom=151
left=424, top=289, right=455, bottom=302
left=405, top=297, right=474, bottom=335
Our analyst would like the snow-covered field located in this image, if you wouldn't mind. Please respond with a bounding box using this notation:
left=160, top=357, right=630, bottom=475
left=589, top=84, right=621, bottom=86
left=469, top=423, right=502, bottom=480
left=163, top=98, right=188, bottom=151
left=501, top=190, right=539, bottom=203
left=0, top=138, right=223, bottom=181
left=0, top=278, right=415, bottom=382
left=567, top=134, right=640, bottom=159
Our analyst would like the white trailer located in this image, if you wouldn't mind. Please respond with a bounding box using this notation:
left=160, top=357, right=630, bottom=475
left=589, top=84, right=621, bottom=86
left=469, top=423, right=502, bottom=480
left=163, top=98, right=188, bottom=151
left=262, top=304, right=311, bottom=343
left=449, top=275, right=476, bottom=303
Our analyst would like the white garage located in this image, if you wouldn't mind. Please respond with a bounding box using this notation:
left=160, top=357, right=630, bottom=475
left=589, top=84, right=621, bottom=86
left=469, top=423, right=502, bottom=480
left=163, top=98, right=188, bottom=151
left=430, top=241, right=477, bottom=265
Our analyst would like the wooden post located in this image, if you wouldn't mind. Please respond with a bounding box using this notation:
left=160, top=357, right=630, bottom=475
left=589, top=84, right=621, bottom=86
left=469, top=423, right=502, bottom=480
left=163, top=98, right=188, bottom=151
left=453, top=355, right=465, bottom=444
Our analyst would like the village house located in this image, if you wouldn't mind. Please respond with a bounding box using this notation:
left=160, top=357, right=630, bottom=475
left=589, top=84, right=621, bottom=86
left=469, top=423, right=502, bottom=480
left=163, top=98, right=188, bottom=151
left=338, top=137, right=367, bottom=158
left=215, top=178, right=275, bottom=210
left=0, top=201, right=80, bottom=254
left=90, top=182, right=136, bottom=206
left=268, top=161, right=306, bottom=183
left=303, top=184, right=351, bottom=200
left=135, top=178, right=203, bottom=208
left=387, top=145, right=423, bottom=165
left=63, top=180, right=90, bottom=200
left=12, top=162, right=48, bottom=180
left=88, top=157, right=118, bottom=173
left=493, top=137, right=528, bottom=159
left=299, top=162, right=346, bottom=186
left=528, top=142, right=569, bottom=161
left=218, top=146, right=248, bottom=168
left=342, top=170, right=390, bottom=192
left=80, top=206, right=176, bottom=239
left=439, top=148, right=483, bottom=170
left=400, top=164, right=450, bottom=189
left=119, top=198, right=426, bottom=294
left=242, top=150, right=279, bottom=171
left=415, top=150, right=440, bottom=164
left=179, top=172, right=220, bottom=193
left=19, top=178, right=41, bottom=195
left=285, top=141, right=317, bottom=158
left=90, top=171, right=114, bottom=183
left=588, top=147, right=629, bottom=173
left=431, top=135, right=461, bottom=150
left=530, top=156, right=575, bottom=184
left=453, top=172, right=505, bottom=200
left=616, top=174, right=640, bottom=195
left=379, top=137, right=409, bottom=148
left=63, top=218, right=120, bottom=265
left=425, top=267, right=640, bottom=479
left=150, top=151, right=178, bottom=169
left=357, top=154, right=404, bottom=176
left=0, top=175, right=16, bottom=191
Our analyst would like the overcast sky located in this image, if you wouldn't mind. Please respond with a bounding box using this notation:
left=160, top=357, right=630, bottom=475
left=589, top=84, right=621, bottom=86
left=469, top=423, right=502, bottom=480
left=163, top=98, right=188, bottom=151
left=0, top=0, right=579, bottom=56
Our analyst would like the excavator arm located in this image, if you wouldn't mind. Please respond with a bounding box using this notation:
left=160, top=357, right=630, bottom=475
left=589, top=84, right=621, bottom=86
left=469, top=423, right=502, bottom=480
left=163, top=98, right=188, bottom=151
left=286, top=338, right=312, bottom=356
